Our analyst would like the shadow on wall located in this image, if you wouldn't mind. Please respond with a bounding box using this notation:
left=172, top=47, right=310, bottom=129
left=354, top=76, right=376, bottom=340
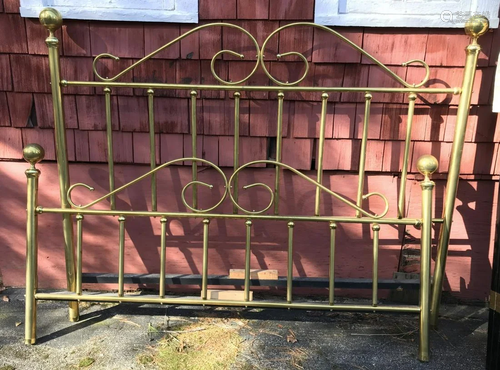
left=456, top=181, right=494, bottom=301
left=0, top=159, right=404, bottom=293
left=0, top=127, right=498, bottom=302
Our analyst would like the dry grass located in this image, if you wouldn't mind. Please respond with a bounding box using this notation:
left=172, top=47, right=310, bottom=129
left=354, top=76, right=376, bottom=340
left=146, top=318, right=244, bottom=370
left=288, top=347, right=310, bottom=369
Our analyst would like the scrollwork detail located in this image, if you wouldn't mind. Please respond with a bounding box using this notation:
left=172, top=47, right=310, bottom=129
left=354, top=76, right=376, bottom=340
left=259, top=22, right=431, bottom=89
left=90, top=21, right=432, bottom=89
left=67, top=158, right=389, bottom=219
left=181, top=180, right=228, bottom=213
left=67, top=158, right=229, bottom=212
left=228, top=160, right=389, bottom=219
left=92, top=23, right=261, bottom=85
left=228, top=182, right=275, bottom=215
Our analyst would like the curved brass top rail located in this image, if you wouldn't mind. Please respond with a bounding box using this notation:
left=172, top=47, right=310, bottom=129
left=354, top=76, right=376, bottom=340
left=67, top=158, right=389, bottom=219
left=88, top=21, right=438, bottom=89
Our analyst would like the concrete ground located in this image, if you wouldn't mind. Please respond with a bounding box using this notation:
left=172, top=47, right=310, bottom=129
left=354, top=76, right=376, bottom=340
left=0, top=288, right=489, bottom=370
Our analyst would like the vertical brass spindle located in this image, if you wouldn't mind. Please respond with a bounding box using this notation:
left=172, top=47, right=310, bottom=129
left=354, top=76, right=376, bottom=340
left=76, top=214, right=84, bottom=295
left=190, top=91, right=198, bottom=210
left=23, top=144, right=43, bottom=345
left=201, top=219, right=210, bottom=300
left=417, top=155, right=437, bottom=362
left=329, top=222, right=337, bottom=306
left=274, top=92, right=284, bottom=215
left=233, top=92, right=241, bottom=214
left=431, top=17, right=488, bottom=328
left=372, top=224, right=380, bottom=307
left=40, top=7, right=79, bottom=322
left=315, top=93, right=329, bottom=216
left=356, top=93, right=372, bottom=217
left=244, top=220, right=252, bottom=302
left=287, top=221, right=294, bottom=304
left=398, top=93, right=417, bottom=219
left=160, top=217, right=167, bottom=298
left=118, top=216, right=126, bottom=297
left=148, top=89, right=157, bottom=212
left=104, top=87, right=116, bottom=210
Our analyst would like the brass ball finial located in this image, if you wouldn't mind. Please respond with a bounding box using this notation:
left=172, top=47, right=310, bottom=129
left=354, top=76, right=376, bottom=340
left=39, top=7, right=63, bottom=33
left=23, top=144, right=45, bottom=166
left=465, top=15, right=489, bottom=39
left=416, top=155, right=438, bottom=177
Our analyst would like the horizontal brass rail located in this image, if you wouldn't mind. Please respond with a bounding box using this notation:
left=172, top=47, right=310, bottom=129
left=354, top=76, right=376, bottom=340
left=37, top=207, right=444, bottom=225
left=35, top=292, right=421, bottom=313
left=61, top=80, right=461, bottom=94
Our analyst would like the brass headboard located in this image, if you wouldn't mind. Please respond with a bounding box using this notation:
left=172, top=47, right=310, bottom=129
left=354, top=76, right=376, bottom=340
left=23, top=7, right=490, bottom=362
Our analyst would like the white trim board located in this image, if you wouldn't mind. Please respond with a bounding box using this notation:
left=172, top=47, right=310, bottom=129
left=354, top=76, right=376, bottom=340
left=20, top=0, right=198, bottom=23
left=315, top=0, right=499, bottom=28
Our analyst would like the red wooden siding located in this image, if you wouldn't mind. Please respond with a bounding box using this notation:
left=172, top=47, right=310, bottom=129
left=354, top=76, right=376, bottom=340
left=0, top=0, right=498, bottom=301
left=1, top=3, right=497, bottom=175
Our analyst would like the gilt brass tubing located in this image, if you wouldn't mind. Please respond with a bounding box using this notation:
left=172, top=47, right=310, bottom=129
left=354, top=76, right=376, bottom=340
left=315, top=93, right=329, bottom=216
left=62, top=81, right=460, bottom=94
left=329, top=222, right=337, bottom=306
left=260, top=23, right=429, bottom=88
left=372, top=224, right=380, bottom=307
left=419, top=177, right=434, bottom=362
left=275, top=93, right=284, bottom=215
left=398, top=93, right=417, bottom=219
left=91, top=22, right=260, bottom=84
left=104, top=88, right=116, bottom=210
left=148, top=89, right=157, bottom=212
left=160, top=217, right=167, bottom=298
left=430, top=42, right=482, bottom=328
left=76, top=215, right=83, bottom=295
left=356, top=93, right=372, bottom=218
left=25, top=166, right=40, bottom=345
left=118, top=216, right=126, bottom=297
left=35, top=292, right=421, bottom=312
left=39, top=208, right=441, bottom=225
left=201, top=219, right=210, bottom=300
left=287, top=221, right=294, bottom=303
left=190, top=91, right=198, bottom=210
left=244, top=220, right=252, bottom=302
left=46, top=33, right=79, bottom=322
left=233, top=92, right=241, bottom=214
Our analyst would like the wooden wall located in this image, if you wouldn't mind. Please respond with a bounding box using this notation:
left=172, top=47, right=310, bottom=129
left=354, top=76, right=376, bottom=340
left=0, top=0, right=499, bottom=301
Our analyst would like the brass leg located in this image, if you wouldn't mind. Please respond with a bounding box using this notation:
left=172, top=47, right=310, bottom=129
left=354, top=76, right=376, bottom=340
left=23, top=144, right=44, bottom=344
left=417, top=155, right=438, bottom=362
left=40, top=8, right=80, bottom=322
left=430, top=17, right=488, bottom=328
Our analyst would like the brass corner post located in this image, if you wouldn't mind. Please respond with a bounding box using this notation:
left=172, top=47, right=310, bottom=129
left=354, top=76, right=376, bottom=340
left=39, top=8, right=79, bottom=322
left=23, top=144, right=44, bottom=345
left=417, top=155, right=438, bottom=362
left=430, top=15, right=489, bottom=328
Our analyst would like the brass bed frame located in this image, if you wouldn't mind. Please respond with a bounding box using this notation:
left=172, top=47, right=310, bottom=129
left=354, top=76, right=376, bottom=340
left=23, top=8, right=490, bottom=362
